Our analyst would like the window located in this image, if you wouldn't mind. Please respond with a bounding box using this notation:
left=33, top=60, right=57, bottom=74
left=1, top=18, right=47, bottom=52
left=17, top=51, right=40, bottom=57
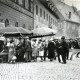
left=29, top=0, right=33, bottom=12
left=53, top=19, right=54, bottom=25
left=69, top=12, right=71, bottom=19
left=44, top=11, right=45, bottom=19
left=40, top=9, right=42, bottom=17
left=60, top=24, right=62, bottom=28
left=36, top=5, right=38, bottom=15
left=36, top=25, right=38, bottom=28
left=51, top=18, right=52, bottom=24
left=18, top=0, right=25, bottom=8
left=25, top=0, right=29, bottom=9
left=49, top=16, right=50, bottom=23
left=5, top=19, right=9, bottom=27
left=23, top=24, right=25, bottom=28
left=15, top=22, right=18, bottom=27
left=55, top=21, right=57, bottom=26
left=46, top=14, right=48, bottom=21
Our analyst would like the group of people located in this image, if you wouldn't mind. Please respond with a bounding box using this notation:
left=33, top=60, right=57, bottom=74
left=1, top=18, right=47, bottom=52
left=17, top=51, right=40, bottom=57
left=6, top=36, right=69, bottom=64
left=0, top=36, right=80, bottom=64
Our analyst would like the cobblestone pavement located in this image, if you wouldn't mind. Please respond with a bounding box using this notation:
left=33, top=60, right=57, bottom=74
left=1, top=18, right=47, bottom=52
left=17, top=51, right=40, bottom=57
left=0, top=57, right=80, bottom=80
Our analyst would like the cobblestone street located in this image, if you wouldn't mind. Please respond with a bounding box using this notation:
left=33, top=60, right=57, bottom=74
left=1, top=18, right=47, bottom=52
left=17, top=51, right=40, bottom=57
left=0, top=56, right=80, bottom=80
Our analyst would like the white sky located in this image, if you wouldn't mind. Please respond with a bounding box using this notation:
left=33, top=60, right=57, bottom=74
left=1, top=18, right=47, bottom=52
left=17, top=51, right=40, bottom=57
left=64, top=0, right=80, bottom=10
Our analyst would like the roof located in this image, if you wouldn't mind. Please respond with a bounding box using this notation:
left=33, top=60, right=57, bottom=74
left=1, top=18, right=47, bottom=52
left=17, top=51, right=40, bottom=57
left=53, top=0, right=80, bottom=24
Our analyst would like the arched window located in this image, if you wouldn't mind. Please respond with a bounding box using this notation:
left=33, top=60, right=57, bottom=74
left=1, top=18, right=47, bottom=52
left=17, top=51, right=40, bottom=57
left=15, top=22, right=18, bottom=27
left=5, top=19, right=9, bottom=27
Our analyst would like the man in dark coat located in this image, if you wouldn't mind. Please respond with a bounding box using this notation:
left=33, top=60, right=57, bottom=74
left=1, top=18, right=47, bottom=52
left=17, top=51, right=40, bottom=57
left=55, top=40, right=62, bottom=63
left=47, top=40, right=56, bottom=61
left=0, top=40, right=4, bottom=52
left=74, top=40, right=79, bottom=49
left=60, top=36, right=69, bottom=64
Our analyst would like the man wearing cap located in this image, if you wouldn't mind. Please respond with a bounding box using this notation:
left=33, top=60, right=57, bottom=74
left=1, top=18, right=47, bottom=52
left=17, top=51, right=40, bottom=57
left=60, top=36, right=69, bottom=64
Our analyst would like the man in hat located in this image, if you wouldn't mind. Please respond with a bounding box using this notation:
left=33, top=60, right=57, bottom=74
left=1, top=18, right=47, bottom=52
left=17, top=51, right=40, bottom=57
left=60, top=36, right=69, bottom=64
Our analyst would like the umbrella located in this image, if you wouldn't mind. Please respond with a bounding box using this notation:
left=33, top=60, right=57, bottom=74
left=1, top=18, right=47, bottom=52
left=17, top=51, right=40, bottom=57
left=0, top=25, right=32, bottom=37
left=31, top=27, right=57, bottom=37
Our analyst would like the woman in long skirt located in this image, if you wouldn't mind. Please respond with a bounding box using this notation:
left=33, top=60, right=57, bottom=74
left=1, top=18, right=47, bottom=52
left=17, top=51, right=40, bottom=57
left=8, top=40, right=16, bottom=63
left=31, top=39, right=38, bottom=61
left=38, top=40, right=45, bottom=62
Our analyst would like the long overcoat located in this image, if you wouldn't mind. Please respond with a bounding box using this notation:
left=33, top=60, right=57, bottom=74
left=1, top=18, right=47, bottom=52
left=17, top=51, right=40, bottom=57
left=47, top=41, right=55, bottom=59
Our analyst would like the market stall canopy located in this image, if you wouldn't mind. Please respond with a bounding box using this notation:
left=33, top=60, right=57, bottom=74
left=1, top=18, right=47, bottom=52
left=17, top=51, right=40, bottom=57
left=31, top=27, right=57, bottom=37
left=0, top=25, right=32, bottom=37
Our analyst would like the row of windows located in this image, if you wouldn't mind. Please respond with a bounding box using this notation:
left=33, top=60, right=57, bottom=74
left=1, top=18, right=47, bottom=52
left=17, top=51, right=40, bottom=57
left=4, top=19, right=32, bottom=30
left=4, top=19, right=19, bottom=27
left=67, top=23, right=77, bottom=30
left=3, top=19, right=28, bottom=29
left=10, top=0, right=33, bottom=12
left=36, top=5, right=56, bottom=25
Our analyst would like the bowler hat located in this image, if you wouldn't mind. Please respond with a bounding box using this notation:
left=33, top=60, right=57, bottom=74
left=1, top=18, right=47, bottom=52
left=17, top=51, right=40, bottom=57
left=61, top=36, right=65, bottom=39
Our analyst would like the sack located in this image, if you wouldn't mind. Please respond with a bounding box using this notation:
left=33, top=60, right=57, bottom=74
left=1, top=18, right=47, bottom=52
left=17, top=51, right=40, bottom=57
left=12, top=56, right=17, bottom=60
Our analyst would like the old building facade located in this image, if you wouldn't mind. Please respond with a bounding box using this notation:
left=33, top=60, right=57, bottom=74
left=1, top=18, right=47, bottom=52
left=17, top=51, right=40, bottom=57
left=53, top=0, right=80, bottom=39
left=0, top=0, right=80, bottom=39
left=0, top=0, right=34, bottom=30
left=33, top=0, right=59, bottom=32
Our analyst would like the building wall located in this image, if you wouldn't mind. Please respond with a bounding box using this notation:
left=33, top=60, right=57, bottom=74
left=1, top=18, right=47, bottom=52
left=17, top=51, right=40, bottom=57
left=0, top=0, right=34, bottom=30
left=56, top=20, right=79, bottom=39
left=65, top=21, right=79, bottom=39
left=78, top=25, right=80, bottom=38
left=34, top=0, right=58, bottom=30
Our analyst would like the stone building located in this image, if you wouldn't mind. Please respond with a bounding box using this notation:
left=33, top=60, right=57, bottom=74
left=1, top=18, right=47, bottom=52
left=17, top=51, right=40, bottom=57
left=0, top=0, right=80, bottom=39
left=53, top=0, right=80, bottom=39
left=33, top=0, right=80, bottom=39
left=33, top=0, right=59, bottom=32
left=77, top=11, right=80, bottom=38
left=0, top=0, right=34, bottom=30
